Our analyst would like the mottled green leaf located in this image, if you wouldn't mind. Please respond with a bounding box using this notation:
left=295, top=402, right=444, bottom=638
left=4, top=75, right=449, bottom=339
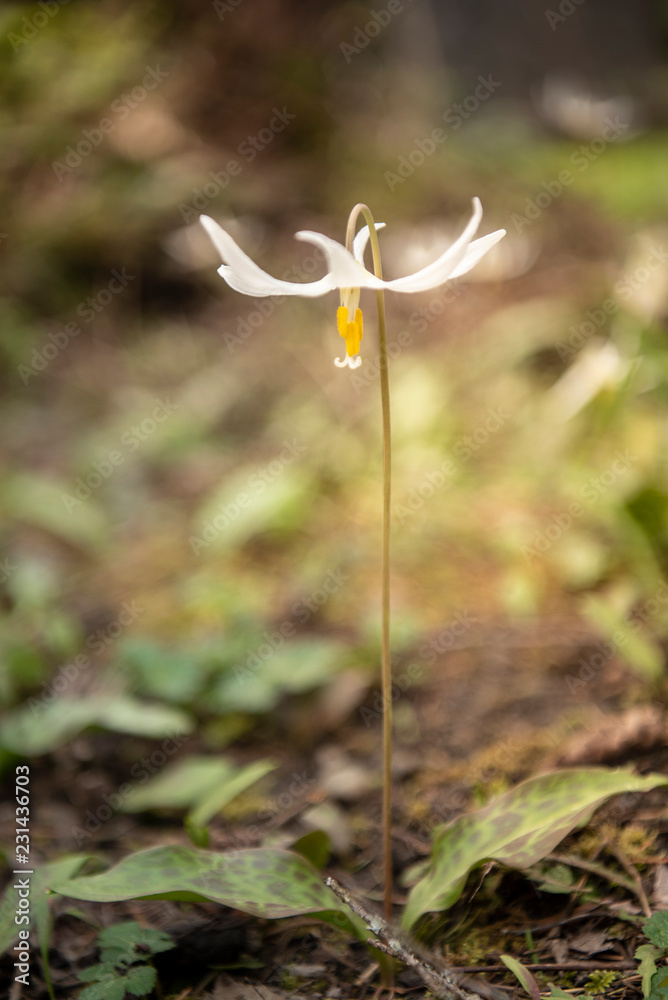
left=403, top=768, right=668, bottom=928
left=49, top=844, right=367, bottom=942
left=500, top=954, right=540, bottom=1000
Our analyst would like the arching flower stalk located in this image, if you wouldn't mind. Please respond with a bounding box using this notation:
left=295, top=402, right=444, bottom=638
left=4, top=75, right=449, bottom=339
left=200, top=199, right=505, bottom=926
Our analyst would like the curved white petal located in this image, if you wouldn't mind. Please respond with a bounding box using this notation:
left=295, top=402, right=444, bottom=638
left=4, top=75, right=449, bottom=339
left=352, top=222, right=386, bottom=265
left=448, top=228, right=507, bottom=279
left=382, top=197, right=484, bottom=293
left=202, top=202, right=505, bottom=302
left=295, top=230, right=385, bottom=290
left=200, top=215, right=335, bottom=298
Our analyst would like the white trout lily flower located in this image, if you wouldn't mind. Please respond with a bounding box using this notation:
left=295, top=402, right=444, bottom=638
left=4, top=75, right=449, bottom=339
left=200, top=198, right=505, bottom=368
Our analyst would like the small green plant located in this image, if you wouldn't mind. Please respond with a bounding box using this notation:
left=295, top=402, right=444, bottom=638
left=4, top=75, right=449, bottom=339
left=583, top=970, right=618, bottom=994
left=200, top=199, right=506, bottom=924
left=502, top=957, right=619, bottom=1000
left=506, top=913, right=668, bottom=1000
left=636, top=912, right=668, bottom=1000
left=76, top=920, right=174, bottom=1000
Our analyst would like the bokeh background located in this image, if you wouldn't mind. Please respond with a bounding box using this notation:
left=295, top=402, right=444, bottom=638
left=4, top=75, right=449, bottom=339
left=3, top=0, right=668, bottom=981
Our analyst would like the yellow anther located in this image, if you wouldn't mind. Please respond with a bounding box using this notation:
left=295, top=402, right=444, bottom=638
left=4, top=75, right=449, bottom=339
left=337, top=305, right=363, bottom=357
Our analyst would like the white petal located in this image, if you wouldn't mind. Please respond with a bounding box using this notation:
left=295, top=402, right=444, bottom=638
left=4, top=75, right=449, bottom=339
left=340, top=287, right=361, bottom=315
left=295, top=230, right=385, bottom=290
left=200, top=215, right=335, bottom=298
left=382, top=198, right=485, bottom=293
left=448, top=228, right=507, bottom=278
left=352, top=222, right=386, bottom=265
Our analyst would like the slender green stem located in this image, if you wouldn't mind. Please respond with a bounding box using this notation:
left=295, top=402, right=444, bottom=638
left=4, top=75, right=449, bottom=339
left=346, top=204, right=393, bottom=924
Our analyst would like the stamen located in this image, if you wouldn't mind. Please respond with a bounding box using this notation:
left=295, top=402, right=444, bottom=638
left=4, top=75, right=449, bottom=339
left=336, top=304, right=364, bottom=358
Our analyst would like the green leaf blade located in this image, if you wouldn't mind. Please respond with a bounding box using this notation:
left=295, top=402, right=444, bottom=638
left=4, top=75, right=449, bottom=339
left=79, top=978, right=126, bottom=1000
left=187, top=758, right=276, bottom=829
left=403, top=767, right=668, bottom=929
left=1, top=695, right=192, bottom=756
left=48, top=845, right=368, bottom=942
left=77, top=962, right=118, bottom=982
left=123, top=964, right=156, bottom=996
left=644, top=913, right=668, bottom=950
left=636, top=944, right=661, bottom=997
left=500, top=954, right=541, bottom=1000
left=649, top=968, right=668, bottom=1000
left=97, top=920, right=175, bottom=964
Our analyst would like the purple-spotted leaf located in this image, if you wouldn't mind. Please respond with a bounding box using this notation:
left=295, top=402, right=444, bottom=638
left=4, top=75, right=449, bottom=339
left=49, top=845, right=367, bottom=942
left=403, top=767, right=668, bottom=929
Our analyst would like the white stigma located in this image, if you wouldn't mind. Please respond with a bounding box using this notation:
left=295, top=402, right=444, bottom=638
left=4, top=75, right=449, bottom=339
left=334, top=355, right=362, bottom=369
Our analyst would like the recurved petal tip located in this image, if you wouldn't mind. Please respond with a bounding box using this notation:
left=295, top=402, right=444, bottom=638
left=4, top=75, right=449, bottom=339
left=199, top=214, right=218, bottom=234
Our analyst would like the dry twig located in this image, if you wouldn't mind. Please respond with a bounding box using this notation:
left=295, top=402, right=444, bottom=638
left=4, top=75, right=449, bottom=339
left=325, top=877, right=491, bottom=1000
